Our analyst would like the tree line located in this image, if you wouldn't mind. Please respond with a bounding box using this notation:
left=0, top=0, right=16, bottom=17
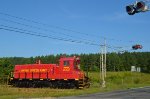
left=0, top=52, right=150, bottom=77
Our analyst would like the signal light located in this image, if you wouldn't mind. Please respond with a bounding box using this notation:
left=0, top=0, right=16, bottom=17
left=136, top=1, right=147, bottom=12
left=126, top=5, right=136, bottom=15
left=126, top=1, right=149, bottom=15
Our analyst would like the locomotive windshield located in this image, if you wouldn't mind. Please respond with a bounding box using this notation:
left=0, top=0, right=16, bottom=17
left=64, top=61, right=70, bottom=66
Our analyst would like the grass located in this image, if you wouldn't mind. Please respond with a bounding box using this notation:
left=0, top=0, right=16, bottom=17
left=0, top=85, right=102, bottom=99
left=0, top=71, right=150, bottom=99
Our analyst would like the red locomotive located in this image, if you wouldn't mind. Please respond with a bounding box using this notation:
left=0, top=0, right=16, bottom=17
left=9, top=56, right=90, bottom=89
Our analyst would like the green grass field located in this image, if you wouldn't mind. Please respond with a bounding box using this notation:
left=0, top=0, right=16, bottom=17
left=0, top=72, right=150, bottom=99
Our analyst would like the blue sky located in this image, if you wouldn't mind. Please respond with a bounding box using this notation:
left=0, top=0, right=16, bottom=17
left=0, top=0, right=150, bottom=57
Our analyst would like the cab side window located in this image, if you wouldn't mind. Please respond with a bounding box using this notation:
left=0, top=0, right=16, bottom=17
left=64, top=61, right=70, bottom=66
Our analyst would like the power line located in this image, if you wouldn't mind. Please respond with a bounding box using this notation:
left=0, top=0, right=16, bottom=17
left=0, top=12, right=134, bottom=43
left=0, top=12, right=142, bottom=44
left=0, top=18, right=98, bottom=43
left=0, top=24, right=133, bottom=52
left=0, top=25, right=100, bottom=46
left=0, top=12, right=141, bottom=51
left=0, top=12, right=100, bottom=39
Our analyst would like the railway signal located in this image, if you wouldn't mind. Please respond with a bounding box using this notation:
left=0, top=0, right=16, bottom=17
left=126, top=1, right=149, bottom=15
left=136, top=1, right=149, bottom=12
left=126, top=5, right=136, bottom=15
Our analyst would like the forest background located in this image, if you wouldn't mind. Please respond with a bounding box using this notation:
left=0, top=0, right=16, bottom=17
left=0, top=51, right=150, bottom=78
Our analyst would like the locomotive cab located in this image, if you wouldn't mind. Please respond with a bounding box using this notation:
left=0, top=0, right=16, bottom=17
left=59, top=56, right=81, bottom=73
left=58, top=56, right=90, bottom=88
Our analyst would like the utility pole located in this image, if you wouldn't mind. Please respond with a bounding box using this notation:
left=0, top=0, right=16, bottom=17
left=104, top=38, right=107, bottom=78
left=99, top=49, right=102, bottom=80
left=101, top=46, right=105, bottom=88
left=100, top=38, right=107, bottom=88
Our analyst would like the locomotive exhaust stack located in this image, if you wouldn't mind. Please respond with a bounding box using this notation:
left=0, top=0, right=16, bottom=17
left=8, top=56, right=90, bottom=89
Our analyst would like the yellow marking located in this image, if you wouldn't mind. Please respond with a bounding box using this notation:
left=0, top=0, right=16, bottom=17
left=10, top=78, right=13, bottom=80
left=51, top=79, right=55, bottom=80
left=29, top=79, right=32, bottom=80
left=79, top=87, right=83, bottom=89
left=40, top=79, right=43, bottom=80
left=64, top=79, right=67, bottom=80
left=30, top=69, right=39, bottom=72
left=75, top=79, right=79, bottom=80
left=63, top=67, right=69, bottom=68
left=21, top=69, right=29, bottom=72
left=20, top=69, right=48, bottom=73
left=39, top=69, right=47, bottom=72
left=63, top=67, right=70, bottom=71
